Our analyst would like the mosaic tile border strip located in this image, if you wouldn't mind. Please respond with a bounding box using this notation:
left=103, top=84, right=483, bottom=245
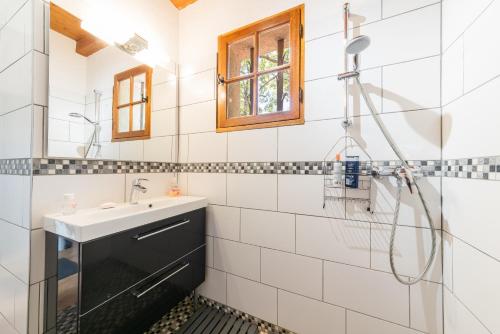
left=15, top=159, right=445, bottom=176
left=0, top=158, right=31, bottom=175
left=443, top=157, right=499, bottom=180
left=31, top=159, right=178, bottom=175
left=1, top=157, right=499, bottom=180
left=180, top=160, right=442, bottom=176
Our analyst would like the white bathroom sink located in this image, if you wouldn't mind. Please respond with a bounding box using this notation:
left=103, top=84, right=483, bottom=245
left=43, top=196, right=208, bottom=242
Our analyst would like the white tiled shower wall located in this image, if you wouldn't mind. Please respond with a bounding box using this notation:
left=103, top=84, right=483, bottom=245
left=442, top=0, right=500, bottom=333
left=0, top=0, right=47, bottom=333
left=178, top=1, right=443, bottom=333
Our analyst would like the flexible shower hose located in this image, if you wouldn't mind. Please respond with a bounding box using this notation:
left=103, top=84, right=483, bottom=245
left=355, top=77, right=437, bottom=286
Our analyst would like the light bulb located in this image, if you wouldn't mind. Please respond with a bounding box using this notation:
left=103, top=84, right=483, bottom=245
left=81, top=19, right=133, bottom=46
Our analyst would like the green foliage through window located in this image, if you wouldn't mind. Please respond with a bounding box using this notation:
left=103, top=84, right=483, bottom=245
left=236, top=47, right=291, bottom=116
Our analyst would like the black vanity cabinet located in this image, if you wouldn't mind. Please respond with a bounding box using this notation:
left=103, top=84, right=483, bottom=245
left=44, top=208, right=206, bottom=334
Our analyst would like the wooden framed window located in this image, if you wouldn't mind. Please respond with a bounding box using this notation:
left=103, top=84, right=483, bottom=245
left=216, top=5, right=305, bottom=132
left=112, top=65, right=152, bottom=141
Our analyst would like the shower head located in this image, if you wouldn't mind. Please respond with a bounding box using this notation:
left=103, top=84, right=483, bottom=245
left=345, top=35, right=371, bottom=55
left=68, top=113, right=97, bottom=125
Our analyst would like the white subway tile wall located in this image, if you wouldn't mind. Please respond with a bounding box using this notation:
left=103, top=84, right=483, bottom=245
left=179, top=1, right=443, bottom=332
left=187, top=173, right=227, bottom=205
left=241, top=209, right=295, bottom=253
left=382, top=0, right=439, bottom=18
left=0, top=0, right=46, bottom=332
left=0, top=266, right=28, bottom=333
left=197, top=267, right=227, bottom=304
left=346, top=311, right=422, bottom=334
left=324, top=261, right=410, bottom=326
left=452, top=239, right=500, bottom=333
left=371, top=223, right=442, bottom=283
left=442, top=37, right=464, bottom=105
left=443, top=288, right=490, bottom=334
left=261, top=249, right=323, bottom=299
left=206, top=205, right=240, bottom=241
left=214, top=238, right=260, bottom=281
left=226, top=274, right=277, bottom=325
left=348, top=108, right=441, bottom=161
left=227, top=174, right=278, bottom=211
left=188, top=132, right=227, bottom=163
left=278, top=174, right=345, bottom=218
left=277, top=290, right=345, bottom=334
left=382, top=56, right=441, bottom=113
left=296, top=216, right=370, bottom=267
left=410, top=281, right=443, bottom=334
left=228, top=128, right=278, bottom=162
left=0, top=175, right=31, bottom=228
left=442, top=0, right=500, bottom=333
left=179, top=100, right=216, bottom=134
left=278, top=119, right=345, bottom=162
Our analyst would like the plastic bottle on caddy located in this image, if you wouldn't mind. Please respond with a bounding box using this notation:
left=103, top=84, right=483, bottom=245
left=332, top=153, right=343, bottom=186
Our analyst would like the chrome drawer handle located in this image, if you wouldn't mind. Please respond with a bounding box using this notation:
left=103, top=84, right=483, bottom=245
left=133, top=219, right=190, bottom=241
left=132, top=262, right=190, bottom=299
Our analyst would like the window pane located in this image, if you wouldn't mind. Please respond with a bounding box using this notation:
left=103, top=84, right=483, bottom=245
left=118, top=107, right=130, bottom=132
left=132, top=103, right=146, bottom=131
left=257, top=69, right=290, bottom=114
left=118, top=78, right=130, bottom=105
left=258, top=23, right=290, bottom=72
left=132, top=73, right=147, bottom=102
left=227, top=36, right=255, bottom=79
left=227, top=79, right=254, bottom=118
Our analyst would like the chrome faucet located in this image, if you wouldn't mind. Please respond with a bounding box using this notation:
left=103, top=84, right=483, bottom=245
left=129, top=178, right=148, bottom=204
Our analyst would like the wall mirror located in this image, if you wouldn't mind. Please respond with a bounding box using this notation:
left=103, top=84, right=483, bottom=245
left=47, top=0, right=178, bottom=162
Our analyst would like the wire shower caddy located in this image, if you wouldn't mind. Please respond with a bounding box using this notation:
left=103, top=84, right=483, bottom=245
left=323, top=135, right=374, bottom=213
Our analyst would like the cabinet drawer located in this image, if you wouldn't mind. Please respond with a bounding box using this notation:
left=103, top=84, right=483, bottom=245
left=80, top=208, right=205, bottom=314
left=79, top=245, right=205, bottom=334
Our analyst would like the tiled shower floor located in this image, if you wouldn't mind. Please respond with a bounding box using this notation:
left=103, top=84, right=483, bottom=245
left=145, top=297, right=289, bottom=334
left=145, top=297, right=194, bottom=334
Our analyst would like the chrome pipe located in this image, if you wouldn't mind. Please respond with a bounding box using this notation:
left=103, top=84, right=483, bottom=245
left=342, top=3, right=351, bottom=129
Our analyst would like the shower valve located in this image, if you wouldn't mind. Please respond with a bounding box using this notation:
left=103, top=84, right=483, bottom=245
left=396, top=167, right=414, bottom=194
left=372, top=166, right=423, bottom=181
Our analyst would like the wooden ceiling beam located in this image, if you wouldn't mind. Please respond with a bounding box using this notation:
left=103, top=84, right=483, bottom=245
left=170, top=0, right=198, bottom=10
left=50, top=2, right=107, bottom=57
